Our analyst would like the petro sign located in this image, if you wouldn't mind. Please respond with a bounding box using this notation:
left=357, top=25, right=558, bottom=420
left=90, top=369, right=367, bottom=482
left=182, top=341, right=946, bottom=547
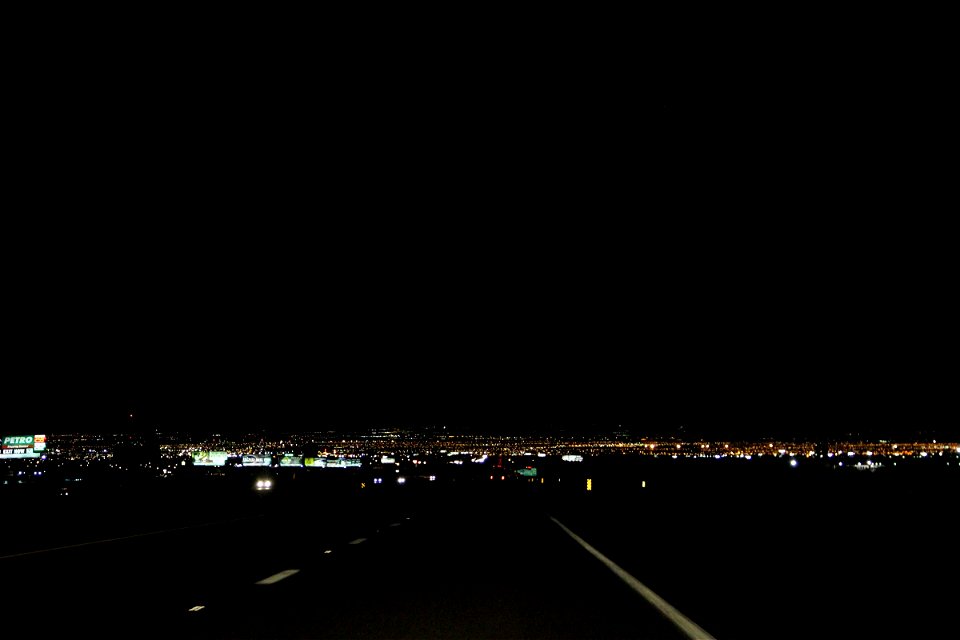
left=1, top=434, right=46, bottom=459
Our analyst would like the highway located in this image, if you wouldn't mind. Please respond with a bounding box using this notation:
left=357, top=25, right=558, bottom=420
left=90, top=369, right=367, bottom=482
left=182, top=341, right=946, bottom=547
left=1, top=480, right=710, bottom=639
left=5, top=460, right=955, bottom=639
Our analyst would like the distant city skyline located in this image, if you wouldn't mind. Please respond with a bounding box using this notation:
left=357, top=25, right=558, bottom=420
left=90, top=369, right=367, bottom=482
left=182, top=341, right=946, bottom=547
left=10, top=365, right=954, bottom=441
left=12, top=411, right=957, bottom=443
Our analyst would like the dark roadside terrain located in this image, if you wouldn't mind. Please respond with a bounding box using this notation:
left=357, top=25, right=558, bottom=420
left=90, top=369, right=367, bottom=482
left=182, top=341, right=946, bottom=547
left=2, top=456, right=956, bottom=639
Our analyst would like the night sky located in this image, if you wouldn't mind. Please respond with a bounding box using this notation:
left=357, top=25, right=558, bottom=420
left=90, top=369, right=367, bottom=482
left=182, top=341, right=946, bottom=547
left=7, top=24, right=953, bottom=442
left=8, top=235, right=953, bottom=442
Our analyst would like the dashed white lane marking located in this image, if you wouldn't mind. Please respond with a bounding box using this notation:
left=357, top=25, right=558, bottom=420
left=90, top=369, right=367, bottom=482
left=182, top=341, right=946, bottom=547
left=323, top=549, right=333, bottom=554
left=255, top=569, right=300, bottom=585
left=389, top=522, right=402, bottom=527
left=188, top=605, right=206, bottom=612
left=348, top=537, right=367, bottom=545
left=549, top=516, right=715, bottom=640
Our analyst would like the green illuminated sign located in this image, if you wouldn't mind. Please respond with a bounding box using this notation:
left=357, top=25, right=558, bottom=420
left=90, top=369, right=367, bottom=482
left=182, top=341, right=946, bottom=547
left=192, top=451, right=231, bottom=466
left=1, top=434, right=45, bottom=459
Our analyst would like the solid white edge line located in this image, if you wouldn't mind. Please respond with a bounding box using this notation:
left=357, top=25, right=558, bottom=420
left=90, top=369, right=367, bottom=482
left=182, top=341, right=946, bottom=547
left=348, top=537, right=367, bottom=545
left=255, top=569, right=301, bottom=585
left=0, top=515, right=266, bottom=561
left=549, top=516, right=715, bottom=640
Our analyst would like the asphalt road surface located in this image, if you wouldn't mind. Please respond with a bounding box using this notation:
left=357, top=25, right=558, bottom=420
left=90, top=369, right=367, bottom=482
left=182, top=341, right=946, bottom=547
left=10, top=458, right=955, bottom=639
left=1, top=482, right=709, bottom=639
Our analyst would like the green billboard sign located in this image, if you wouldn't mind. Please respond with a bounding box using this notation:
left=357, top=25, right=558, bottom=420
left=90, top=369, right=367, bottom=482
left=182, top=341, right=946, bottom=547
left=192, top=451, right=231, bottom=466
left=0, top=434, right=45, bottom=459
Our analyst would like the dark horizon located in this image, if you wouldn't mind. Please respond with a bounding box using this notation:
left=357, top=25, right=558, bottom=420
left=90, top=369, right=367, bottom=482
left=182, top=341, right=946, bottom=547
left=9, top=296, right=953, bottom=442
left=9, top=313, right=954, bottom=442
left=18, top=398, right=959, bottom=444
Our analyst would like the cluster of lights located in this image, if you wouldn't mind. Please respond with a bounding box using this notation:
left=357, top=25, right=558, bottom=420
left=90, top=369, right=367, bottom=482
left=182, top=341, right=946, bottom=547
left=12, top=433, right=960, bottom=484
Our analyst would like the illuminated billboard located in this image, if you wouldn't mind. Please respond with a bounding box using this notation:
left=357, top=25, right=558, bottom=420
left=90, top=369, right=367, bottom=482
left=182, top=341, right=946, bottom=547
left=304, top=457, right=362, bottom=468
left=242, top=454, right=272, bottom=467
left=328, top=457, right=361, bottom=468
left=192, top=451, right=231, bottom=466
left=279, top=455, right=303, bottom=467
left=1, top=434, right=46, bottom=459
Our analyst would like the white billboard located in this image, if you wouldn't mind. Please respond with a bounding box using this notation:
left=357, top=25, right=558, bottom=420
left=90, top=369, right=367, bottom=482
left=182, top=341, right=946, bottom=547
left=242, top=454, right=272, bottom=467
